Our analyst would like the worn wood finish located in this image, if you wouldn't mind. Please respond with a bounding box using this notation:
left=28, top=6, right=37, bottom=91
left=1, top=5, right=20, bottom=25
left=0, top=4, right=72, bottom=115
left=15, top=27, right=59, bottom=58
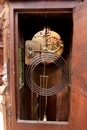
left=0, top=2, right=10, bottom=130
left=10, top=1, right=80, bottom=10
left=0, top=47, right=3, bottom=86
left=10, top=0, right=70, bottom=129
left=69, top=2, right=87, bottom=130
left=9, top=0, right=81, bottom=3
left=0, top=19, right=3, bottom=84
left=9, top=1, right=72, bottom=130
left=9, top=0, right=81, bottom=1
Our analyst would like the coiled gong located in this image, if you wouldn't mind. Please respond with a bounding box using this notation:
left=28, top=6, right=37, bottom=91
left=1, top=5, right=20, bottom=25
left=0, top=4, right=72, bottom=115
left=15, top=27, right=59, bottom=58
left=25, top=52, right=68, bottom=96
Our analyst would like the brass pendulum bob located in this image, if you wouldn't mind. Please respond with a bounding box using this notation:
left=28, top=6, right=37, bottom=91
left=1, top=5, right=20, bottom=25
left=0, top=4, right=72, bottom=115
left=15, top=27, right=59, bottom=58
left=43, top=115, right=47, bottom=121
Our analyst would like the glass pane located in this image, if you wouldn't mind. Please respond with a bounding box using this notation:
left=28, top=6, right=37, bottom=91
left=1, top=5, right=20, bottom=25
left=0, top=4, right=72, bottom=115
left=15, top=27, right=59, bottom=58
left=19, top=61, right=23, bottom=73
left=19, top=73, right=23, bottom=86
left=18, top=48, right=23, bottom=60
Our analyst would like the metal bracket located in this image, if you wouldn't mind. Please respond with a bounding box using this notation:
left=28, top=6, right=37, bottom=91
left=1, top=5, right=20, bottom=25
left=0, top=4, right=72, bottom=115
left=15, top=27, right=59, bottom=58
left=26, top=44, right=34, bottom=58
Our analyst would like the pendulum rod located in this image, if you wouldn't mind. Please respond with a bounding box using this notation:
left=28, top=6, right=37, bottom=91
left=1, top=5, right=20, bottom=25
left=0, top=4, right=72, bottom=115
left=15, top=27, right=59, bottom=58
left=39, top=75, right=49, bottom=121
left=43, top=76, right=49, bottom=121
left=31, top=68, right=34, bottom=120
left=39, top=76, right=42, bottom=120
left=31, top=88, right=33, bottom=120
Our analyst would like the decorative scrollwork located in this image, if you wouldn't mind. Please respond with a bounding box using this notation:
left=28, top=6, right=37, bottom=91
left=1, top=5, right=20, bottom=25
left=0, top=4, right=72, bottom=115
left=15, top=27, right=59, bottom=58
left=0, top=2, right=9, bottom=94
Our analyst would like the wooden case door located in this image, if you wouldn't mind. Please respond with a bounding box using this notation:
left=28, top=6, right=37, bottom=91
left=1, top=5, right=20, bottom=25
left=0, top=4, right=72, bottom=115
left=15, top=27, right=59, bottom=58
left=10, top=1, right=87, bottom=130
left=70, top=2, right=87, bottom=130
